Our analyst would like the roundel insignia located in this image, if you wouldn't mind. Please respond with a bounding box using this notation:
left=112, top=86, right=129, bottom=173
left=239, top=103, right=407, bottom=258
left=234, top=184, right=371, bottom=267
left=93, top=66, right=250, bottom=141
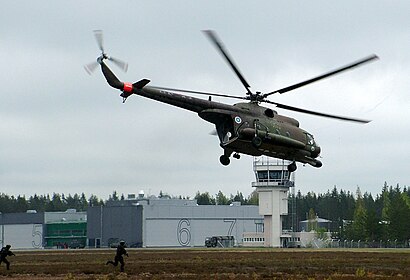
left=234, top=116, right=242, bottom=124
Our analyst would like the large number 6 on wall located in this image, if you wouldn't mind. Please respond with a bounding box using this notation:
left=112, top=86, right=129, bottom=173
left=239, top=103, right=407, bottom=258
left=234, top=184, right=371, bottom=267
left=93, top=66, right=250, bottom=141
left=177, top=219, right=191, bottom=247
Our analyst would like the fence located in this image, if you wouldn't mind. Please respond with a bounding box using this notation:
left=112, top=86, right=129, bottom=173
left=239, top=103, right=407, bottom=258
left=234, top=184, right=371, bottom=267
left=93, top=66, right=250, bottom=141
left=327, top=239, right=410, bottom=249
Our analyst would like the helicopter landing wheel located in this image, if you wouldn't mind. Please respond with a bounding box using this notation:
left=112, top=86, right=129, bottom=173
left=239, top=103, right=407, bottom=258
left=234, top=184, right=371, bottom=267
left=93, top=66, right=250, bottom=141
left=233, top=153, right=240, bottom=159
left=219, top=155, right=230, bottom=166
left=287, top=162, right=297, bottom=172
left=252, top=136, right=262, bottom=148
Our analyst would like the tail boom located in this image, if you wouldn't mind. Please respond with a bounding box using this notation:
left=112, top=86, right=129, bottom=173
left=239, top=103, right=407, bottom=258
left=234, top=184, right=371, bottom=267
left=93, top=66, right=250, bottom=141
left=100, top=60, right=150, bottom=102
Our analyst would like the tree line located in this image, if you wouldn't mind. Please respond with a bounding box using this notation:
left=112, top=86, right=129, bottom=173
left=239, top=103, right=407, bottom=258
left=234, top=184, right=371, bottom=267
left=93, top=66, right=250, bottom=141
left=193, top=190, right=258, bottom=206
left=0, top=190, right=257, bottom=213
left=0, top=193, right=104, bottom=213
left=288, top=182, right=410, bottom=243
left=1, top=182, right=409, bottom=242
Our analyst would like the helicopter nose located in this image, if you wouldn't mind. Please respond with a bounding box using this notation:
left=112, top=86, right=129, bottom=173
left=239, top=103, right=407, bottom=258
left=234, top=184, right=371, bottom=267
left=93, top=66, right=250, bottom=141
left=311, top=145, right=321, bottom=158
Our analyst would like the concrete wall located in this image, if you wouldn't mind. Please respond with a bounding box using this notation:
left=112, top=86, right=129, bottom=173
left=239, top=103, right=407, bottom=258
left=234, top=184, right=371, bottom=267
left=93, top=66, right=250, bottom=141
left=143, top=203, right=262, bottom=247
left=87, top=199, right=262, bottom=248
left=257, top=187, right=289, bottom=247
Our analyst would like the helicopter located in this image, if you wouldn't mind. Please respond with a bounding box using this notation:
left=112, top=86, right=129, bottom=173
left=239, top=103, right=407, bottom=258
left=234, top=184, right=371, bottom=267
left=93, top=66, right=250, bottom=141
left=85, top=30, right=378, bottom=172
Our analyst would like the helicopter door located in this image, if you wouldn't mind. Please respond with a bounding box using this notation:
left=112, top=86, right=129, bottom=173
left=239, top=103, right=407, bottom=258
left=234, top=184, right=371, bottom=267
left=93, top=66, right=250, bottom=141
left=215, top=118, right=235, bottom=144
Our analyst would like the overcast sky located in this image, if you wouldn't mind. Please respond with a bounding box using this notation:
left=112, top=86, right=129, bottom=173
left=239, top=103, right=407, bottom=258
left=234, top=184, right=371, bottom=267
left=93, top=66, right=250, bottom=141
left=1, top=1, right=409, bottom=200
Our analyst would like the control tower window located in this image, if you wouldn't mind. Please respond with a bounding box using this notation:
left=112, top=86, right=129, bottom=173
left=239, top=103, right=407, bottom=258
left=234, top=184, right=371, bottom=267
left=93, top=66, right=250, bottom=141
left=257, top=171, right=268, bottom=181
left=257, top=170, right=290, bottom=182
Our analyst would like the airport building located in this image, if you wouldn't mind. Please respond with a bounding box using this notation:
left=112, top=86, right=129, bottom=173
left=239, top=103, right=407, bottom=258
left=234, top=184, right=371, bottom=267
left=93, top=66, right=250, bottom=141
left=85, top=158, right=295, bottom=248
left=0, top=198, right=265, bottom=249
left=44, top=210, right=87, bottom=248
left=0, top=159, right=297, bottom=249
left=0, top=210, right=86, bottom=249
left=87, top=197, right=262, bottom=248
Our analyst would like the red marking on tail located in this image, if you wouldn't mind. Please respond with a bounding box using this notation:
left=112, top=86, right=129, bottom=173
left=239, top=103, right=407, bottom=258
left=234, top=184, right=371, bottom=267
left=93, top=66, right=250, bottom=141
left=123, top=82, right=133, bottom=93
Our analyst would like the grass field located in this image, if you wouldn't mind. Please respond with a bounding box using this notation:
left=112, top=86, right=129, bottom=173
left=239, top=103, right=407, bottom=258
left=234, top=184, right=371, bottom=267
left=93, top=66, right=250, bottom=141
left=0, top=248, right=408, bottom=279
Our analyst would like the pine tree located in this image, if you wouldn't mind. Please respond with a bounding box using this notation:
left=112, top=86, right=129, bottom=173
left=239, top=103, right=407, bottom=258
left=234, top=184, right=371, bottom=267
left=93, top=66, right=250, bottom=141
left=247, top=190, right=259, bottom=205
left=215, top=190, right=230, bottom=205
left=232, top=191, right=245, bottom=204
left=195, top=191, right=215, bottom=205
left=348, top=187, right=368, bottom=241
left=386, top=188, right=410, bottom=241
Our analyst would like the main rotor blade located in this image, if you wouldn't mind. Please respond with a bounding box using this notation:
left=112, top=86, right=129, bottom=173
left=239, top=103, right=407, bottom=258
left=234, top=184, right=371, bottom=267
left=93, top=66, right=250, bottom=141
left=203, top=30, right=252, bottom=95
left=263, top=54, right=379, bottom=98
left=94, top=30, right=104, bottom=53
left=150, top=86, right=248, bottom=101
left=263, top=100, right=371, bottom=123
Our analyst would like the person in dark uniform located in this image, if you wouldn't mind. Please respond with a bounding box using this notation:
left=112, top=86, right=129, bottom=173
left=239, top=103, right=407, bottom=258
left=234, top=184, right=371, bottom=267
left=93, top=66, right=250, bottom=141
left=0, top=245, right=15, bottom=270
left=106, top=240, right=128, bottom=272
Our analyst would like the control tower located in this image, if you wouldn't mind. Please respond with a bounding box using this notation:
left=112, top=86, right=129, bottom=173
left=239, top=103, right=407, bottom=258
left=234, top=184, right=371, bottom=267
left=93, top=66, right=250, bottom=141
left=252, top=157, right=294, bottom=247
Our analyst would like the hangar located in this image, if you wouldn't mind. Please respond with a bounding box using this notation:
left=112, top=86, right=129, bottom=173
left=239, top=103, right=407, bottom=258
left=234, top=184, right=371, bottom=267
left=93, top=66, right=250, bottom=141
left=87, top=197, right=262, bottom=248
left=0, top=212, right=43, bottom=249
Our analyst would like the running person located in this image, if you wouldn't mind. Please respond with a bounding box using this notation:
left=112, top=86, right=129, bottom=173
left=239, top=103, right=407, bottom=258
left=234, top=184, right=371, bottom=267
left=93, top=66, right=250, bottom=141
left=0, top=245, right=15, bottom=270
left=106, top=240, right=128, bottom=272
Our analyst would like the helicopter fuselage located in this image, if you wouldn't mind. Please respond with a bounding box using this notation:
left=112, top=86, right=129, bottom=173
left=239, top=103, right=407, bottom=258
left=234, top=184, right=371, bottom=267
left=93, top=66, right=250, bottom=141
left=100, top=61, right=322, bottom=169
left=88, top=29, right=377, bottom=171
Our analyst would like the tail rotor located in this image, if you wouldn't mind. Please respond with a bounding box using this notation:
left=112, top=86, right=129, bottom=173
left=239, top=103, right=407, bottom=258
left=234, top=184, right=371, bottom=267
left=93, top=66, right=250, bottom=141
left=84, top=30, right=128, bottom=75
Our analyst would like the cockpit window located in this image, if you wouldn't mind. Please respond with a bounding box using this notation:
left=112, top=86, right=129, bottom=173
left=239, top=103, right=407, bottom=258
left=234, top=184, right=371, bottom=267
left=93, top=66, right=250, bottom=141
left=306, top=133, right=315, bottom=145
